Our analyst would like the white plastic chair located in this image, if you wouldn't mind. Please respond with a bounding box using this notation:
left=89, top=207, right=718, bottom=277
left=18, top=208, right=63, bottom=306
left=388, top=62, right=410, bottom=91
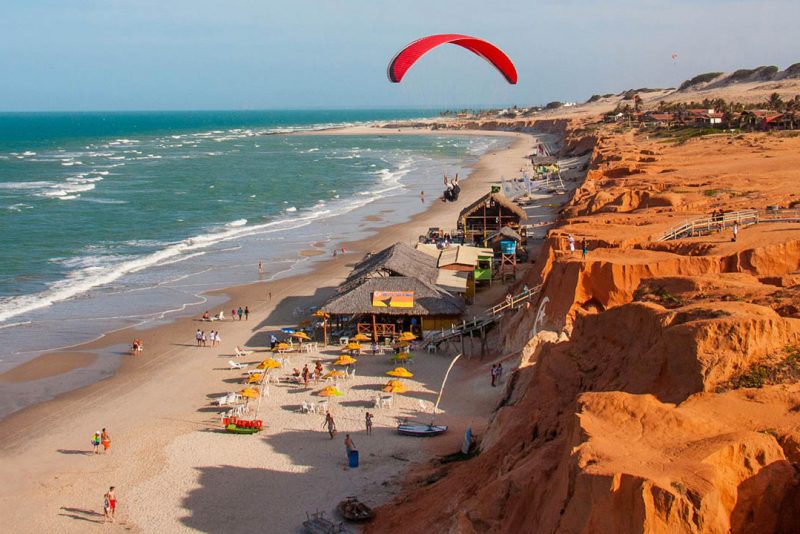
left=373, top=395, right=382, bottom=409
left=228, top=360, right=245, bottom=370
left=381, top=395, right=393, bottom=409
left=339, top=336, right=349, bottom=346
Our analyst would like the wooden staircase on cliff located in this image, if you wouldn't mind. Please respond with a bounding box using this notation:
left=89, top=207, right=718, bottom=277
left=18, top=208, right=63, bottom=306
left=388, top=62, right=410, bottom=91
left=424, top=285, right=542, bottom=355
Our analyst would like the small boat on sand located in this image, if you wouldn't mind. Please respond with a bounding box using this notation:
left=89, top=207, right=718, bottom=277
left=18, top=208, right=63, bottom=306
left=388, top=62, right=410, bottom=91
left=396, top=353, right=460, bottom=438
left=397, top=423, right=447, bottom=437
left=303, top=511, right=353, bottom=534
left=337, top=496, right=374, bottom=522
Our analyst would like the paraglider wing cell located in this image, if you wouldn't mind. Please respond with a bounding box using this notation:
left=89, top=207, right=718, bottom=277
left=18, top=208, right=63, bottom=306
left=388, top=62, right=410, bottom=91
left=388, top=34, right=517, bottom=84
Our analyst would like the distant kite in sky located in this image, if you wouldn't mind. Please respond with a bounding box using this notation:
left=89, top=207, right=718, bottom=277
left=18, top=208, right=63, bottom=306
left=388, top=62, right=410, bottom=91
left=387, top=34, right=518, bottom=84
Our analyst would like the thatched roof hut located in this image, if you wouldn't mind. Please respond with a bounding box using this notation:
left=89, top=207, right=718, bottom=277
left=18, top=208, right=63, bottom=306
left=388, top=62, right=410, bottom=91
left=323, top=276, right=465, bottom=317
left=486, top=226, right=523, bottom=243
left=458, top=192, right=527, bottom=245
left=339, top=242, right=439, bottom=294
left=458, top=192, right=527, bottom=223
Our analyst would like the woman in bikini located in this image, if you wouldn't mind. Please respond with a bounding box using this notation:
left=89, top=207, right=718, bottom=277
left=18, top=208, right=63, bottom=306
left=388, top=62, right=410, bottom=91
left=101, top=428, right=111, bottom=454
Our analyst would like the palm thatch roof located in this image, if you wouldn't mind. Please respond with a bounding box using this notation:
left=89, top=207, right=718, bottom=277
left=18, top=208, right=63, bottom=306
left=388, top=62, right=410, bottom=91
left=458, top=192, right=527, bottom=222
left=486, top=226, right=523, bottom=242
left=529, top=155, right=558, bottom=165
left=323, top=276, right=465, bottom=316
left=339, top=242, right=439, bottom=294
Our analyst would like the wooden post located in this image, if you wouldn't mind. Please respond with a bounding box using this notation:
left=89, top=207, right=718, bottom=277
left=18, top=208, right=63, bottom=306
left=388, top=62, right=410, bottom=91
left=372, top=314, right=377, bottom=343
left=323, top=316, right=328, bottom=347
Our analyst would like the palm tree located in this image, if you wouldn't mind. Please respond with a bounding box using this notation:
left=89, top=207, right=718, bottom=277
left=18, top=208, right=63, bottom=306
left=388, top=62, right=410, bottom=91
left=767, top=92, right=785, bottom=111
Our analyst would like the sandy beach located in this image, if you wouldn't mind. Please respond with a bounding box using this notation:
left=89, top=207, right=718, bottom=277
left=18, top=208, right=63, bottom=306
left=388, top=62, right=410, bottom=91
left=0, top=127, right=540, bottom=533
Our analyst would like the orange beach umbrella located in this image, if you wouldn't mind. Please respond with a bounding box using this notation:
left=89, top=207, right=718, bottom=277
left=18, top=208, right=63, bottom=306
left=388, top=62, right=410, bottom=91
left=319, top=386, right=343, bottom=397
left=386, top=367, right=413, bottom=378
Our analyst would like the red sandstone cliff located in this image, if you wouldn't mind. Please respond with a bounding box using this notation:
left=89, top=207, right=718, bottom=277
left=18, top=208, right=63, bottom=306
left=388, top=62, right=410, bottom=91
left=368, top=125, right=800, bottom=534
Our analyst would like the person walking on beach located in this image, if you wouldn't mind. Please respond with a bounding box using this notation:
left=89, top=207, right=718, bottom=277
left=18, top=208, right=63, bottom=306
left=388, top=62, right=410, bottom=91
left=323, top=411, right=337, bottom=439
left=202, top=331, right=208, bottom=347
left=91, top=431, right=101, bottom=454
left=237, top=306, right=243, bottom=321
left=344, top=434, right=356, bottom=458
left=733, top=222, right=739, bottom=242
left=195, top=329, right=202, bottom=347
left=567, top=234, right=575, bottom=254
left=497, top=362, right=504, bottom=384
left=101, top=428, right=111, bottom=454
left=103, top=487, right=117, bottom=523
left=302, top=364, right=310, bottom=387
left=490, top=364, right=498, bottom=387
left=581, top=239, right=588, bottom=260
left=420, top=191, right=425, bottom=203
left=270, top=334, right=278, bottom=350
left=244, top=306, right=249, bottom=320
left=258, top=261, right=264, bottom=274
left=314, top=360, right=323, bottom=382
left=365, top=412, right=373, bottom=435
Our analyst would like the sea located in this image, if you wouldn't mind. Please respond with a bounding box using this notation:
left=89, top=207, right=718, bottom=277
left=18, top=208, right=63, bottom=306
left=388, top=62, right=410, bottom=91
left=0, top=110, right=508, bottom=383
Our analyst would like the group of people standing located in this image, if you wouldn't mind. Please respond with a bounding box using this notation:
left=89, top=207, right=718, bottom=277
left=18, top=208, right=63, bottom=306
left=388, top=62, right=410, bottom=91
left=490, top=363, right=504, bottom=387
left=566, top=234, right=589, bottom=259
left=90, top=430, right=117, bottom=522
left=195, top=329, right=221, bottom=347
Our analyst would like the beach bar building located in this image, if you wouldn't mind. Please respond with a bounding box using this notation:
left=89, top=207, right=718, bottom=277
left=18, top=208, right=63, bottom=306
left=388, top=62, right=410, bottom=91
left=322, top=276, right=465, bottom=341
left=458, top=191, right=528, bottom=246
left=323, top=242, right=466, bottom=340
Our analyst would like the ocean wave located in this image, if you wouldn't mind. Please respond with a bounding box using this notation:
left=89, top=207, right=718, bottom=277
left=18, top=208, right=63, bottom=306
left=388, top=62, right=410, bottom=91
left=226, top=219, right=247, bottom=228
left=0, top=181, right=54, bottom=190
left=39, top=182, right=96, bottom=198
left=285, top=206, right=297, bottom=212
left=6, top=203, right=34, bottom=211
left=61, top=160, right=82, bottom=166
left=0, top=207, right=355, bottom=323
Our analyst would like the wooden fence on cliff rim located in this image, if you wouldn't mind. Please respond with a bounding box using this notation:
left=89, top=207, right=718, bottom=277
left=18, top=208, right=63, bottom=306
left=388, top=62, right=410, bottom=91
left=656, top=209, right=800, bottom=241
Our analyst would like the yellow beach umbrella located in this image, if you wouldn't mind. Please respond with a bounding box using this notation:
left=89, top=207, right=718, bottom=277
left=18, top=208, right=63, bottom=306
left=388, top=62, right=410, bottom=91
left=386, top=379, right=404, bottom=388
left=319, top=386, right=343, bottom=397
left=239, top=387, right=260, bottom=399
left=257, top=358, right=282, bottom=370
left=273, top=342, right=290, bottom=352
left=247, top=373, right=263, bottom=383
left=334, top=355, right=357, bottom=366
left=398, top=331, right=417, bottom=341
left=386, top=367, right=413, bottom=378
left=323, top=370, right=346, bottom=379
left=383, top=381, right=407, bottom=394
left=352, top=333, right=371, bottom=342
left=290, top=331, right=310, bottom=340
left=345, top=342, right=363, bottom=351
left=312, top=310, right=330, bottom=319
left=393, top=353, right=410, bottom=362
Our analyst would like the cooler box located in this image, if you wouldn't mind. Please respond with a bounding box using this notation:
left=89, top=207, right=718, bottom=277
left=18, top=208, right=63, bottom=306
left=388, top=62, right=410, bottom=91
left=500, top=240, right=517, bottom=255
left=348, top=450, right=359, bottom=468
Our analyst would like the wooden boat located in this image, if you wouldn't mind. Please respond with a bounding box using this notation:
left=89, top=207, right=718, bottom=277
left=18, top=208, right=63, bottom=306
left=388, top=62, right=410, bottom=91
left=303, top=511, right=353, bottom=534
left=222, top=417, right=264, bottom=434
left=397, top=423, right=447, bottom=437
left=396, top=353, right=460, bottom=438
left=337, top=496, right=374, bottom=522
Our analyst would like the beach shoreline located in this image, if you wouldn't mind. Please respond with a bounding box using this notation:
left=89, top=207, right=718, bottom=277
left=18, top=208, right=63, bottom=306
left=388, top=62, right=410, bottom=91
left=0, top=125, right=541, bottom=533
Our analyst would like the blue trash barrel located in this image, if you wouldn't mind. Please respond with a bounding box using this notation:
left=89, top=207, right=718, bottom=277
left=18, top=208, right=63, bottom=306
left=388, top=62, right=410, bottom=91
left=348, top=450, right=359, bottom=468
left=500, top=240, right=517, bottom=255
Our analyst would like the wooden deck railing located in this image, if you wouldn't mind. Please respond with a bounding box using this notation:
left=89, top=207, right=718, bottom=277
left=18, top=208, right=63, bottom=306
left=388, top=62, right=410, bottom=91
left=658, top=208, right=800, bottom=241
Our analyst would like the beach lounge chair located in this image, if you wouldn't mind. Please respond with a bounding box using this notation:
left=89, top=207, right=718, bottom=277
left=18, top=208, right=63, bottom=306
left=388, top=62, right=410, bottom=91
left=228, top=360, right=245, bottom=370
left=347, top=368, right=356, bottom=380
left=235, top=347, right=251, bottom=358
left=380, top=395, right=393, bottom=409
left=316, top=399, right=328, bottom=413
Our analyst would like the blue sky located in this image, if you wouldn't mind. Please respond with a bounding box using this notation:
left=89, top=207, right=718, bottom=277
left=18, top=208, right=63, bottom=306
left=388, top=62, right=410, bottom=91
left=0, top=0, right=798, bottom=111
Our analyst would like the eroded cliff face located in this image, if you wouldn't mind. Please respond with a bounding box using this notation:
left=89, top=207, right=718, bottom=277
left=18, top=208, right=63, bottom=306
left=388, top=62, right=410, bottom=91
left=368, top=126, right=800, bottom=534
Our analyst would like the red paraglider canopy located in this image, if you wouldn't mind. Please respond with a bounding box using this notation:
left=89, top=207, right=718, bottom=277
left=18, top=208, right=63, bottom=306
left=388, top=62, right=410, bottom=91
left=387, top=34, right=517, bottom=84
